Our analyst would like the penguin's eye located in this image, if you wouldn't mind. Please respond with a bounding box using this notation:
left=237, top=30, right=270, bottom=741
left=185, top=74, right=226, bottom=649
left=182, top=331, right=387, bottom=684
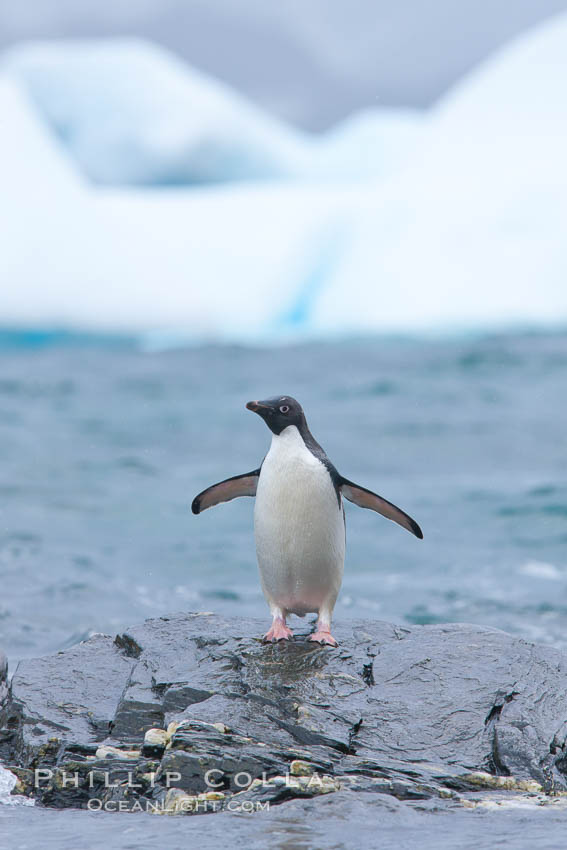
left=279, top=405, right=290, bottom=414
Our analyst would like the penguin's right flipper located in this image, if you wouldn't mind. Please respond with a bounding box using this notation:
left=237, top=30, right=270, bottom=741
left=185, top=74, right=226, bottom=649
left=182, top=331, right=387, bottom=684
left=192, top=470, right=260, bottom=514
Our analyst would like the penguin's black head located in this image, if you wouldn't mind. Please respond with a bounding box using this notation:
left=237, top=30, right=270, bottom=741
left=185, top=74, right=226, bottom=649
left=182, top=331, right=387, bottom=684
left=246, top=396, right=305, bottom=435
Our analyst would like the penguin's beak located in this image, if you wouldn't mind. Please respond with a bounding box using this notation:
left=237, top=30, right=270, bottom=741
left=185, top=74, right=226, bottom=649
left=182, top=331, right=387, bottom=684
left=246, top=400, right=272, bottom=416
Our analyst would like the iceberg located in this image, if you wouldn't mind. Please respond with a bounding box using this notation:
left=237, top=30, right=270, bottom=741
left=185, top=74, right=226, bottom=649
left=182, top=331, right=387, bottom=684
left=2, top=39, right=309, bottom=185
left=2, top=39, right=422, bottom=186
left=0, top=77, right=108, bottom=326
left=0, top=73, right=364, bottom=335
left=0, top=14, right=566, bottom=340
left=314, top=11, right=567, bottom=334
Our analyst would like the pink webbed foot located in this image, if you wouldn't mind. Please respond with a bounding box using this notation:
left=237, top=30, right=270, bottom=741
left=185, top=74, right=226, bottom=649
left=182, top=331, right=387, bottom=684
left=309, top=628, right=338, bottom=647
left=263, top=618, right=294, bottom=643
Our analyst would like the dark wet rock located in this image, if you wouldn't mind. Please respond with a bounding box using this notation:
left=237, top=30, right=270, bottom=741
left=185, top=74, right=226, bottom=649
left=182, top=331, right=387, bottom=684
left=0, top=633, right=135, bottom=766
left=0, top=649, right=7, bottom=697
left=1, top=613, right=567, bottom=812
left=0, top=650, right=8, bottom=727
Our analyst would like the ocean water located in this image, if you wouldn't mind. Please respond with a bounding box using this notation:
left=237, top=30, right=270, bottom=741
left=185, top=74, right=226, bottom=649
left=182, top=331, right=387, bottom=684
left=1, top=329, right=567, bottom=847
left=0, top=330, right=566, bottom=668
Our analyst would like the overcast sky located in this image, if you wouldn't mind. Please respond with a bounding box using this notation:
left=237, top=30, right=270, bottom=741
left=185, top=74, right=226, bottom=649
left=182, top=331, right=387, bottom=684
left=1, top=0, right=565, bottom=128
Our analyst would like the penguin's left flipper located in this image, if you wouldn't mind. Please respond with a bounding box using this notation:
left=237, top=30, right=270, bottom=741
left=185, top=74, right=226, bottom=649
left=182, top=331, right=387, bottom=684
left=192, top=469, right=261, bottom=514
left=341, top=479, right=423, bottom=539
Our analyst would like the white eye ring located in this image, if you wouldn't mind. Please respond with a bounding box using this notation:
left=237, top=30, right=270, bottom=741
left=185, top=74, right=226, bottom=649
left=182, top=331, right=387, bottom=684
left=279, top=405, right=290, bottom=414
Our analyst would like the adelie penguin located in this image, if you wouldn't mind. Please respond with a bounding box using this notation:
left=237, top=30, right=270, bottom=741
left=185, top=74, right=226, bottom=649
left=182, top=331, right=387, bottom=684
left=192, top=396, right=423, bottom=647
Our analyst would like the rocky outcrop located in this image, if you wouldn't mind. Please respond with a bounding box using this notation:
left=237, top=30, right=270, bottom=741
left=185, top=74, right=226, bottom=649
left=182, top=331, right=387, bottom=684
left=0, top=649, right=7, bottom=710
left=1, top=613, right=567, bottom=813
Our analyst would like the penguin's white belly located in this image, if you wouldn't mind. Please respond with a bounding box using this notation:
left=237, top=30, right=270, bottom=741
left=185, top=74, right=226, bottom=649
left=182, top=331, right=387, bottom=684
left=254, top=427, right=345, bottom=617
